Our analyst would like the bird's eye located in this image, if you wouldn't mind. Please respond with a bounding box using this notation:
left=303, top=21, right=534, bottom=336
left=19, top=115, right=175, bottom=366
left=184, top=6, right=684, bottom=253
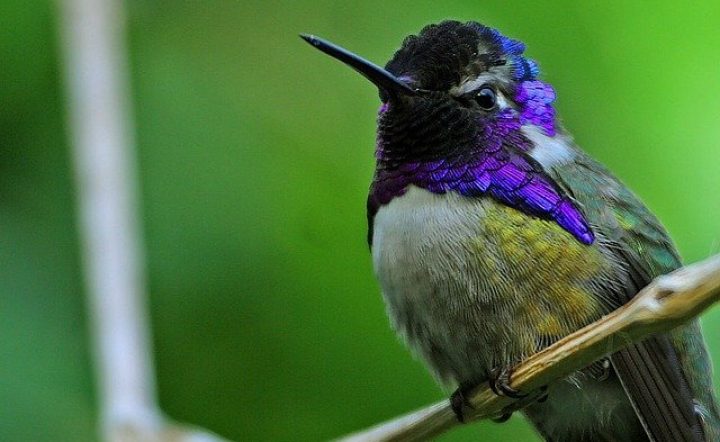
left=475, top=86, right=497, bottom=110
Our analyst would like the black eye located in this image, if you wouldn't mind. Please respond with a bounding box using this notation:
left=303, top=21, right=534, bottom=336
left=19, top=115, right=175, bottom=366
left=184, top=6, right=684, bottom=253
left=475, top=86, right=497, bottom=110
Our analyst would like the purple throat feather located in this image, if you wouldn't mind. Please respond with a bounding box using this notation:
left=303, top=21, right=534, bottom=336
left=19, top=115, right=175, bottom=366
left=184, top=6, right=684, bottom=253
left=369, top=30, right=594, bottom=245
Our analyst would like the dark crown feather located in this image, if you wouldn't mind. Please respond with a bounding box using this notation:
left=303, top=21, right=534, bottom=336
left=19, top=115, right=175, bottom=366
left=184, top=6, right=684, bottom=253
left=385, top=20, right=539, bottom=91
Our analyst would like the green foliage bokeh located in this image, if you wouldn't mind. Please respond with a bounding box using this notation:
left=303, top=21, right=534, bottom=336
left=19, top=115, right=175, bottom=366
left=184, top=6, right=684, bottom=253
left=2, top=1, right=719, bottom=441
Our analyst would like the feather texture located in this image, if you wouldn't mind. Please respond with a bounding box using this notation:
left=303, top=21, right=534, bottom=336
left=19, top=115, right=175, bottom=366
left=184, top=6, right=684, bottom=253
left=548, top=150, right=719, bottom=441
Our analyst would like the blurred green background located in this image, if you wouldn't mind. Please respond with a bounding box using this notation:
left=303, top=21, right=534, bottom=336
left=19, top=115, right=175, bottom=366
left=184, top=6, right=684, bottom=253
left=2, top=0, right=719, bottom=441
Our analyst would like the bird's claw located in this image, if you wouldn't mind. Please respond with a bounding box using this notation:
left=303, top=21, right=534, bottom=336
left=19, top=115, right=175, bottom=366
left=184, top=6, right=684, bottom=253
left=489, top=366, right=526, bottom=399
left=450, top=381, right=476, bottom=423
left=487, top=366, right=549, bottom=422
left=450, top=368, right=549, bottom=424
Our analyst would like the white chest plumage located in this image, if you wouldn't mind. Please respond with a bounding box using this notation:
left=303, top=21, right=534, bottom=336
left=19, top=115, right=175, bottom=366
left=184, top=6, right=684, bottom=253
left=371, top=185, right=498, bottom=383
left=370, top=185, right=640, bottom=441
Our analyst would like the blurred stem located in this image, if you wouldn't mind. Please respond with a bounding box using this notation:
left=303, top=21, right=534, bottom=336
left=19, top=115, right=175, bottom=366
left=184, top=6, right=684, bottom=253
left=58, top=0, right=159, bottom=435
left=57, top=0, right=225, bottom=440
left=338, top=254, right=720, bottom=442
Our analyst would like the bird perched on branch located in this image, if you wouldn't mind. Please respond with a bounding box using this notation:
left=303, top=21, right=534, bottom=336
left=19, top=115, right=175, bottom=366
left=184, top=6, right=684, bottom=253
left=302, top=21, right=720, bottom=441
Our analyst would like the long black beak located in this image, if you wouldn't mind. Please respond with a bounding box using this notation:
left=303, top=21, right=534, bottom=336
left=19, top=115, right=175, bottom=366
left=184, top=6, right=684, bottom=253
left=300, top=34, right=416, bottom=97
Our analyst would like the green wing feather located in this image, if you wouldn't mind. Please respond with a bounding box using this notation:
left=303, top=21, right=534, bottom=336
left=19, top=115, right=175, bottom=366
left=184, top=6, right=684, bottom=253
left=549, top=152, right=720, bottom=442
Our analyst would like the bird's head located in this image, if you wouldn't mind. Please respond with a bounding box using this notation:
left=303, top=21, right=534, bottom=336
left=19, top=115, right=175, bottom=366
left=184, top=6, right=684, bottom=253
left=302, top=21, right=593, bottom=245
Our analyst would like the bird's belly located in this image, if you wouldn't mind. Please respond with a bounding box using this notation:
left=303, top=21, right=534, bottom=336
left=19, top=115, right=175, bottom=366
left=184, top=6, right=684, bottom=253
left=371, top=185, right=611, bottom=384
left=371, top=186, right=646, bottom=438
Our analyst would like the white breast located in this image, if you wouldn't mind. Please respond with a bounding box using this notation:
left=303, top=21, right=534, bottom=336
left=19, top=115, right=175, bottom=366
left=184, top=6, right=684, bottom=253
left=371, top=185, right=486, bottom=296
left=370, top=185, right=494, bottom=382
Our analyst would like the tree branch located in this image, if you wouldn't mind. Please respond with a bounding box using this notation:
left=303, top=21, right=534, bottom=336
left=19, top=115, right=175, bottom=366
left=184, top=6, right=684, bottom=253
left=58, top=0, right=226, bottom=440
left=338, top=254, right=720, bottom=442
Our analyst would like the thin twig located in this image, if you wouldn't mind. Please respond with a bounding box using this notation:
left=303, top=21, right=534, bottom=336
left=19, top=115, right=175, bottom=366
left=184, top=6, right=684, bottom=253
left=338, top=254, right=720, bottom=442
left=58, top=0, right=226, bottom=440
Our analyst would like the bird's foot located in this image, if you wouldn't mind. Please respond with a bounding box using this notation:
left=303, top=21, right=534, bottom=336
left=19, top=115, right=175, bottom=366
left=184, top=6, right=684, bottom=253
left=488, top=365, right=548, bottom=422
left=450, top=381, right=477, bottom=423
left=488, top=365, right=526, bottom=398
left=450, top=367, right=549, bottom=423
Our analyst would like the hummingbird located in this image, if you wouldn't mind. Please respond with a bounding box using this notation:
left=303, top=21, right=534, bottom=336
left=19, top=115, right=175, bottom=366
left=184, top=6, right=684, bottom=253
left=301, top=21, right=720, bottom=441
